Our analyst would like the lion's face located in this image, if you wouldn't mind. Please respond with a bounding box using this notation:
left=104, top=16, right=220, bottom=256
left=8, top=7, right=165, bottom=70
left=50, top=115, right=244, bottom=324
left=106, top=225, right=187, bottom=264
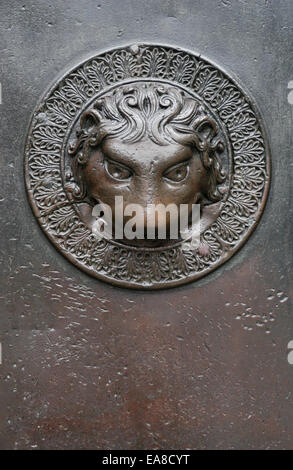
left=68, top=83, right=226, bottom=245
left=82, top=136, right=209, bottom=244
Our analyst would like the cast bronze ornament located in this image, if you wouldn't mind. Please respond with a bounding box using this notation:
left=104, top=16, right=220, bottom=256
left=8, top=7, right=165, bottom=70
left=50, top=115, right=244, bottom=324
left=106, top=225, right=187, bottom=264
left=24, top=44, right=270, bottom=289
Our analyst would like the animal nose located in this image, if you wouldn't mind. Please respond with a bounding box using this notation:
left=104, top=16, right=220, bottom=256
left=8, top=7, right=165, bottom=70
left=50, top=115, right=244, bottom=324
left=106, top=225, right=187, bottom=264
left=123, top=202, right=179, bottom=241
left=122, top=179, right=180, bottom=238
left=144, top=204, right=170, bottom=230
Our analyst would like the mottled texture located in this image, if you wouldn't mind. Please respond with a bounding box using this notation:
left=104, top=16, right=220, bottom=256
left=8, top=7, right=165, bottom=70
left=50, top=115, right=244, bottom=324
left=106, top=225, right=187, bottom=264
left=0, top=0, right=292, bottom=449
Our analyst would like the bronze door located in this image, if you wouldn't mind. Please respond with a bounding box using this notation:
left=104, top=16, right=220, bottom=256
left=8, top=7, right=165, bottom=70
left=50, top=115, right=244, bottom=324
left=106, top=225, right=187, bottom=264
left=0, top=0, right=292, bottom=449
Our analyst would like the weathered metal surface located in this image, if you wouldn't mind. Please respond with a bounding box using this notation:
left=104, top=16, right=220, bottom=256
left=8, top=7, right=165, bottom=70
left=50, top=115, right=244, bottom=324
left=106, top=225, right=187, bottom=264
left=0, top=0, right=292, bottom=449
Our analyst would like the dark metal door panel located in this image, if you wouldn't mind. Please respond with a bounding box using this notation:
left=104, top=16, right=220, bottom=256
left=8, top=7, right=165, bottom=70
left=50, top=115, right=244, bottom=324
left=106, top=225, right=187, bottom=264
left=0, top=0, right=292, bottom=449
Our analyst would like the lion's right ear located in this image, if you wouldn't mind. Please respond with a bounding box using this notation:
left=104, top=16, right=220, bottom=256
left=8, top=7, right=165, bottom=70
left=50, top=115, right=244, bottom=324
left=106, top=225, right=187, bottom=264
left=80, top=110, right=101, bottom=133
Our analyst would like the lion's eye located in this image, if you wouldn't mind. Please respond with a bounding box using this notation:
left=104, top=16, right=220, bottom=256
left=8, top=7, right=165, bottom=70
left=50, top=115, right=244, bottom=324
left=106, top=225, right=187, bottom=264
left=163, top=162, right=189, bottom=182
left=105, top=159, right=132, bottom=181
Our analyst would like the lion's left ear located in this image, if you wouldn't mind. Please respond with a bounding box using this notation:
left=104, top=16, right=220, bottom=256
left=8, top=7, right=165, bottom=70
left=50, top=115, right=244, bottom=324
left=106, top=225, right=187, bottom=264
left=193, top=116, right=218, bottom=142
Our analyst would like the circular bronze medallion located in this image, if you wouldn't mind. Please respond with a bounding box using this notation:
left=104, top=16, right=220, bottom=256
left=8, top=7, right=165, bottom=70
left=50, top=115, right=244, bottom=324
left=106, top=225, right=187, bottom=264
left=24, top=44, right=270, bottom=289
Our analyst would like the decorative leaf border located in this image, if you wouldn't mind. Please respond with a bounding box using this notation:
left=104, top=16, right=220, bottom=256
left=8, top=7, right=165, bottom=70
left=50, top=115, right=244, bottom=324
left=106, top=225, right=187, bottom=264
left=24, top=44, right=270, bottom=289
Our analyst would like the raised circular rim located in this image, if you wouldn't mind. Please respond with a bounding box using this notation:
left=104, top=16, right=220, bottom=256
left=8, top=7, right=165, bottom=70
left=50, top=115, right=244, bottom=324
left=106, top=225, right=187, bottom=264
left=24, top=43, right=271, bottom=290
